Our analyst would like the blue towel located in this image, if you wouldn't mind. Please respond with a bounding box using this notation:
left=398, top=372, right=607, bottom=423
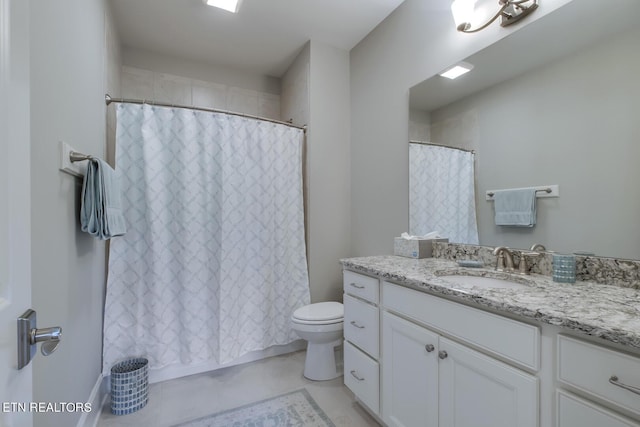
left=494, top=189, right=537, bottom=227
left=80, top=158, right=126, bottom=240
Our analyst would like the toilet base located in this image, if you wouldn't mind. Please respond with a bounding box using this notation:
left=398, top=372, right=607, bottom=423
left=303, top=339, right=342, bottom=381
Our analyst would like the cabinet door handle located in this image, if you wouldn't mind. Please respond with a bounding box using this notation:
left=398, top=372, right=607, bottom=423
left=425, top=344, right=435, bottom=353
left=350, top=321, right=365, bottom=329
left=609, top=376, right=640, bottom=396
left=350, top=370, right=365, bottom=381
left=438, top=350, right=448, bottom=360
left=349, top=282, right=365, bottom=289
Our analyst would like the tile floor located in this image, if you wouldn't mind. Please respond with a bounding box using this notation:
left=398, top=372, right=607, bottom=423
left=97, top=350, right=380, bottom=426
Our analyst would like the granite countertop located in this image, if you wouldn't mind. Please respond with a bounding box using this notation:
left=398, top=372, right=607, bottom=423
left=340, top=255, right=640, bottom=350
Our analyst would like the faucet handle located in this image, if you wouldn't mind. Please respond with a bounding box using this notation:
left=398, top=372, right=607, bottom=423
left=518, top=251, right=540, bottom=275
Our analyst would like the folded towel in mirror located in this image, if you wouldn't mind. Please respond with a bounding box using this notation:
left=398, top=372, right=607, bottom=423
left=494, top=189, right=537, bottom=227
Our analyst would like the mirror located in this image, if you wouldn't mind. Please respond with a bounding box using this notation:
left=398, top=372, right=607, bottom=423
left=409, top=0, right=640, bottom=259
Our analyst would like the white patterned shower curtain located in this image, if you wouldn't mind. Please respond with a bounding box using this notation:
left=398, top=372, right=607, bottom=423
left=409, top=143, right=479, bottom=244
left=103, top=104, right=310, bottom=374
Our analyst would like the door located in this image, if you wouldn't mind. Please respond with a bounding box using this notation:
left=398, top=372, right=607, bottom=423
left=0, top=0, right=33, bottom=426
left=382, top=311, right=439, bottom=427
left=438, top=337, right=538, bottom=427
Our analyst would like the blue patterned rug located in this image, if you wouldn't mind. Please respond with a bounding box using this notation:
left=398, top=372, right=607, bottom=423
left=173, top=388, right=336, bottom=427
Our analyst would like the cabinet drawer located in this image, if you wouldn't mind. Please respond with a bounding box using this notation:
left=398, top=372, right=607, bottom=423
left=343, top=270, right=379, bottom=304
left=558, top=335, right=640, bottom=417
left=557, top=390, right=640, bottom=427
left=344, top=340, right=379, bottom=415
left=344, top=294, right=379, bottom=358
left=382, top=282, right=540, bottom=371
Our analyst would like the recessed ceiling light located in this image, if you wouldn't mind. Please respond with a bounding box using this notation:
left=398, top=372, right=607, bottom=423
left=439, top=62, right=474, bottom=80
left=204, top=0, right=242, bottom=13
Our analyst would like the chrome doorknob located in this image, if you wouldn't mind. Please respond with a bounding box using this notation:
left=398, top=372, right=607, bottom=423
left=17, top=309, right=63, bottom=369
left=425, top=344, right=435, bottom=352
left=31, top=326, right=62, bottom=356
left=439, top=350, right=448, bottom=359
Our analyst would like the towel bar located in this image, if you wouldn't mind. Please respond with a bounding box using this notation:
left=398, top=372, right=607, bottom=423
left=487, top=188, right=550, bottom=198
left=69, top=151, right=93, bottom=163
left=485, top=185, right=559, bottom=201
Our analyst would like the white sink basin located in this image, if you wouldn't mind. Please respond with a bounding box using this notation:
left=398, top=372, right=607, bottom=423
left=438, top=274, right=530, bottom=290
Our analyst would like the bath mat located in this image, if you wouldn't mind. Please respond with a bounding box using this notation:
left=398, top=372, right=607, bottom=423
left=172, top=388, right=336, bottom=427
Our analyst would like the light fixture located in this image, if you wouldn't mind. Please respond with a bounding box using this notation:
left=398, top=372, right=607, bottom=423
left=451, top=0, right=538, bottom=33
left=439, top=62, right=474, bottom=79
left=204, top=0, right=242, bottom=13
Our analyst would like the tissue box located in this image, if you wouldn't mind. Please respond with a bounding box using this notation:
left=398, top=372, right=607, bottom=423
left=393, top=238, right=449, bottom=259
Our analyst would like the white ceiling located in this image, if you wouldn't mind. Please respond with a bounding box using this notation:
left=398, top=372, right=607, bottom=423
left=109, top=0, right=406, bottom=77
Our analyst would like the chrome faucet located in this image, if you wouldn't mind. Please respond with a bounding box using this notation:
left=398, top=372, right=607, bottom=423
left=493, top=246, right=516, bottom=272
left=530, top=243, right=546, bottom=251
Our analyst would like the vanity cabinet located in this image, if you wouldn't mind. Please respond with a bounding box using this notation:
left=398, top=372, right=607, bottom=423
left=343, top=270, right=380, bottom=415
left=342, top=260, right=640, bottom=427
left=382, top=289, right=538, bottom=427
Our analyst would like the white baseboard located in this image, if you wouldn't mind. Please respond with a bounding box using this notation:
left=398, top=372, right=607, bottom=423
left=77, top=374, right=108, bottom=427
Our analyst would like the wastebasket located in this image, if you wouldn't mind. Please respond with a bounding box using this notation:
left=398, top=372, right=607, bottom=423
left=110, top=357, right=149, bottom=415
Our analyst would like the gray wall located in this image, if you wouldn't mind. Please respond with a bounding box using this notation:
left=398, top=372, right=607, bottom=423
left=349, top=0, right=574, bottom=256
left=281, top=43, right=310, bottom=127
left=429, top=26, right=640, bottom=259
left=122, top=47, right=281, bottom=95
left=30, top=0, right=120, bottom=425
left=307, top=41, right=351, bottom=303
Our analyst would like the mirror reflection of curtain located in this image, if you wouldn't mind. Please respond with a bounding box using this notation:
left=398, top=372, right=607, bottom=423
left=409, top=143, right=479, bottom=244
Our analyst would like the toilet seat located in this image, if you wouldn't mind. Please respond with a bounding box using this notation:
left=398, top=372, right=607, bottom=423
left=292, top=318, right=343, bottom=326
left=292, top=302, right=343, bottom=324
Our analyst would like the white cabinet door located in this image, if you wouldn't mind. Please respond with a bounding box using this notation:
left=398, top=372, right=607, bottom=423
left=557, top=390, right=640, bottom=427
left=438, top=337, right=538, bottom=427
left=382, top=312, right=439, bottom=427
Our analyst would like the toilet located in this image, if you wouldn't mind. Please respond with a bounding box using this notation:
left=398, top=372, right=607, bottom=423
left=291, top=302, right=344, bottom=381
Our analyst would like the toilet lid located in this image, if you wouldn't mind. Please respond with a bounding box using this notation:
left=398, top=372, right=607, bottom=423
left=292, top=302, right=343, bottom=322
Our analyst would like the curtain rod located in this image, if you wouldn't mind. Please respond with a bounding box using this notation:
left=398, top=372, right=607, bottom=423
left=105, top=94, right=307, bottom=132
left=409, top=140, right=475, bottom=154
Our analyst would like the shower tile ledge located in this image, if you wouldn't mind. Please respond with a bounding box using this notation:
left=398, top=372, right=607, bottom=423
left=340, top=255, right=640, bottom=351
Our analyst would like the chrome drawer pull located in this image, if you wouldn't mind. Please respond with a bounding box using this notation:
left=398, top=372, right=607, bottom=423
left=609, top=376, right=640, bottom=396
left=439, top=350, right=448, bottom=360
left=349, top=282, right=365, bottom=289
left=350, top=321, right=365, bottom=329
left=425, top=344, right=435, bottom=353
left=350, top=370, right=365, bottom=381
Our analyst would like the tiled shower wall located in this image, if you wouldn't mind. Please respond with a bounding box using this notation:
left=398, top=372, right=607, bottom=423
left=120, top=66, right=281, bottom=120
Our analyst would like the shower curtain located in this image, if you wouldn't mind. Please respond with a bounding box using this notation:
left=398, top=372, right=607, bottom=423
left=103, top=104, right=310, bottom=374
left=409, top=143, right=479, bottom=244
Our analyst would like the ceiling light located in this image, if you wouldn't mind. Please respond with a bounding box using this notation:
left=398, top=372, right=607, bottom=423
left=451, top=0, right=539, bottom=33
left=439, top=62, right=474, bottom=79
left=204, top=0, right=242, bottom=13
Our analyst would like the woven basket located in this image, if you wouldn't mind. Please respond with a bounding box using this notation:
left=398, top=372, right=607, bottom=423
left=110, top=358, right=149, bottom=415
